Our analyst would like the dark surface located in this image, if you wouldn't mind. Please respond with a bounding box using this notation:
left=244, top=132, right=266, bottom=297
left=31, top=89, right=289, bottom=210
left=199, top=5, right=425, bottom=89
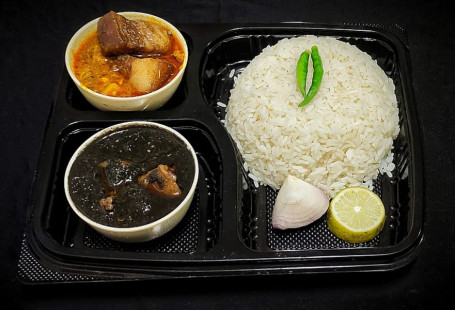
left=1, top=0, right=454, bottom=309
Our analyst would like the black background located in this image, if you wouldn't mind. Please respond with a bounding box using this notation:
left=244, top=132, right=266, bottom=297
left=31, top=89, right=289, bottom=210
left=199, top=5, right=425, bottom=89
left=1, top=0, right=454, bottom=309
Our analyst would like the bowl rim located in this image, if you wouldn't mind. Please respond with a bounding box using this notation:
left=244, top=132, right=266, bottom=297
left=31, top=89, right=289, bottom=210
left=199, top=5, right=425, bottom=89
left=64, top=11, right=189, bottom=102
left=63, top=121, right=199, bottom=233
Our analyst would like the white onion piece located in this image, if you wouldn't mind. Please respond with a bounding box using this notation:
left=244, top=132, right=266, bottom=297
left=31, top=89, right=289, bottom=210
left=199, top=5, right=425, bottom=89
left=272, top=175, right=329, bottom=230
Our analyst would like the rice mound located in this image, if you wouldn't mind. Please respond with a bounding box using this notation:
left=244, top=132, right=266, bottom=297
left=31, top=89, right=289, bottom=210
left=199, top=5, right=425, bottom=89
left=225, top=36, right=400, bottom=198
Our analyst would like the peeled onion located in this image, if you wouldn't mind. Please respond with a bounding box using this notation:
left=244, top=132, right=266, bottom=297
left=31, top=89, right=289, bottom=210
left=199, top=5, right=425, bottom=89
left=272, top=175, right=329, bottom=230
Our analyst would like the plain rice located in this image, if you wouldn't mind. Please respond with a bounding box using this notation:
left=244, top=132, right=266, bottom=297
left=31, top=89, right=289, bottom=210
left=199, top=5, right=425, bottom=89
left=225, top=36, right=400, bottom=198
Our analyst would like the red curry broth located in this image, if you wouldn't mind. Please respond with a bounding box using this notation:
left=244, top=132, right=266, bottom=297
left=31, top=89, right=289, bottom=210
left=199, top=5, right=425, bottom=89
left=72, top=25, right=184, bottom=97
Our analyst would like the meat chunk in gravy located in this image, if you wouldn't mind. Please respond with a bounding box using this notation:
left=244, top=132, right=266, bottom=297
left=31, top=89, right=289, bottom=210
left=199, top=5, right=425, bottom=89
left=138, top=164, right=182, bottom=197
left=128, top=58, right=173, bottom=93
left=97, top=11, right=173, bottom=57
left=111, top=55, right=174, bottom=93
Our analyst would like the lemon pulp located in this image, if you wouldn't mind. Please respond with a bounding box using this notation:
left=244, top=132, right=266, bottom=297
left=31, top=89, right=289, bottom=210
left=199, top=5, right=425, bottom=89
left=327, top=187, right=386, bottom=243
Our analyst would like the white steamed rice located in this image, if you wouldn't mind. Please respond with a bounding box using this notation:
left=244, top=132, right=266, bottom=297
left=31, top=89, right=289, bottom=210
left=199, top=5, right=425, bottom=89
left=225, top=36, right=400, bottom=198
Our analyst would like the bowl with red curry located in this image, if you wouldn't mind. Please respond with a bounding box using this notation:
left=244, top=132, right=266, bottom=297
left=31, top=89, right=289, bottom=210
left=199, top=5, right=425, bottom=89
left=65, top=11, right=188, bottom=111
left=64, top=121, right=199, bottom=243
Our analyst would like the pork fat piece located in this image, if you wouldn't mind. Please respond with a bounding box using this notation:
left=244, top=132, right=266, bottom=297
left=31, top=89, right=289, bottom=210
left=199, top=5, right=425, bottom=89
left=97, top=11, right=173, bottom=56
left=129, top=58, right=173, bottom=93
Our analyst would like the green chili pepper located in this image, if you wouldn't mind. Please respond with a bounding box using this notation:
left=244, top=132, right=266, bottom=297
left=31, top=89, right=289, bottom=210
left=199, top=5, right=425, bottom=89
left=296, top=50, right=310, bottom=97
left=299, top=45, right=324, bottom=107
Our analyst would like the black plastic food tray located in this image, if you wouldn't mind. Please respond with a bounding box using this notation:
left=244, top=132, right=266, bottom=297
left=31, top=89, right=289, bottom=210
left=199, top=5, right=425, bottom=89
left=18, top=23, right=424, bottom=283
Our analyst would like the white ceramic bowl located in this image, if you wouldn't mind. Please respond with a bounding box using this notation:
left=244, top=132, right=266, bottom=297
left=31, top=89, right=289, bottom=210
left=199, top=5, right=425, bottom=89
left=64, top=121, right=199, bottom=243
left=65, top=12, right=188, bottom=111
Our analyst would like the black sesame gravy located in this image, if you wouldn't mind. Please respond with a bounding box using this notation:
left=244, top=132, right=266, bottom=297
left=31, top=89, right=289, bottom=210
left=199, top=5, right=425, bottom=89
left=68, top=126, right=195, bottom=228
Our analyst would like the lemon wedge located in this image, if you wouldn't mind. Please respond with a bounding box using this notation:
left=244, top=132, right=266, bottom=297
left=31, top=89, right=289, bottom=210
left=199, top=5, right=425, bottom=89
left=327, top=187, right=386, bottom=243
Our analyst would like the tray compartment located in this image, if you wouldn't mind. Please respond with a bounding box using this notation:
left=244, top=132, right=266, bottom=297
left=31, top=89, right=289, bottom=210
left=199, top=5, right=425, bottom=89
left=35, top=119, right=224, bottom=260
left=200, top=26, right=422, bottom=252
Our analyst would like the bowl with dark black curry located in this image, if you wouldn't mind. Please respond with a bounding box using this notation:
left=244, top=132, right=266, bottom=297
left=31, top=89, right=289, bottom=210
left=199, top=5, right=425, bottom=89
left=64, top=121, right=199, bottom=242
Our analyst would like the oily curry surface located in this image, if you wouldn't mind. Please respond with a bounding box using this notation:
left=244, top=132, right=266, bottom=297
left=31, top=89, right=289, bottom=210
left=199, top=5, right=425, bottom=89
left=72, top=26, right=184, bottom=97
left=68, top=126, right=195, bottom=228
